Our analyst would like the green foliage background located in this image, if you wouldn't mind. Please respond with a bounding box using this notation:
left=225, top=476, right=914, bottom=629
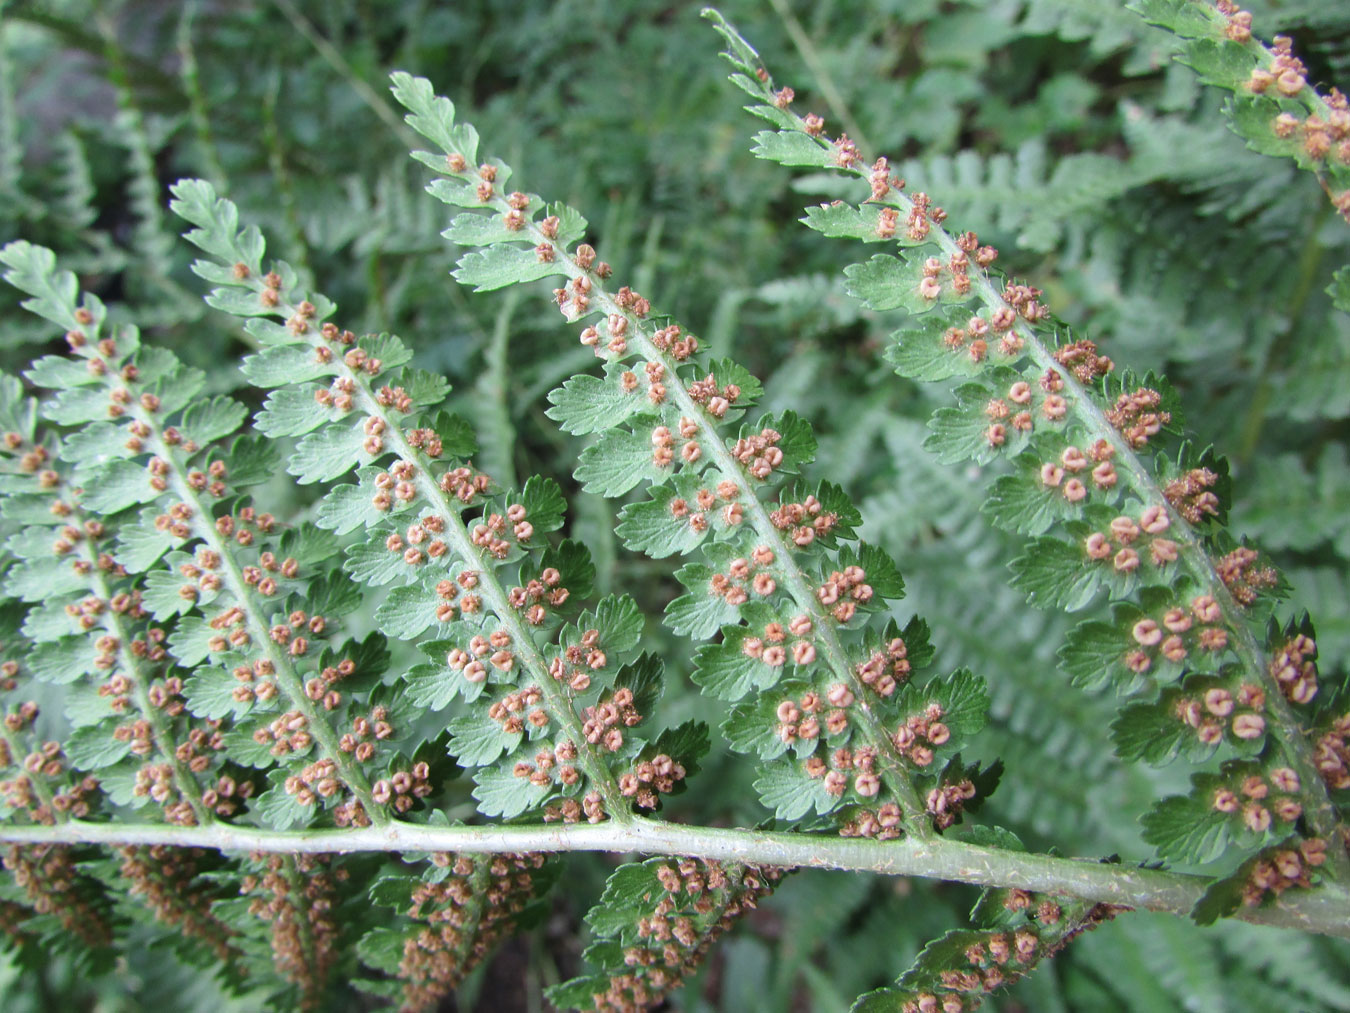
left=1, top=0, right=1347, bottom=1009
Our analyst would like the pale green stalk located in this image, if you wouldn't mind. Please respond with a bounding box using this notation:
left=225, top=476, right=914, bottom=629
left=2, top=815, right=1347, bottom=939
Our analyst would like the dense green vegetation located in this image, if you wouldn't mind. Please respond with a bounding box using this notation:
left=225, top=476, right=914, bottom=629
left=1, top=1, right=1348, bottom=1010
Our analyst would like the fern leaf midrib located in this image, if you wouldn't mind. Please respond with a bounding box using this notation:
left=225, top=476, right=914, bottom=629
left=278, top=853, right=327, bottom=1006
left=443, top=856, right=494, bottom=990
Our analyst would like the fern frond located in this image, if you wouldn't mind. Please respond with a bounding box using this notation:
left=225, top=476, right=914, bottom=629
left=395, top=70, right=1012, bottom=857
left=360, top=851, right=556, bottom=1011
left=170, top=177, right=702, bottom=827
left=50, top=132, right=98, bottom=235
left=2, top=842, right=114, bottom=952
left=707, top=0, right=1349, bottom=928
left=97, top=19, right=179, bottom=290
left=175, top=1, right=227, bottom=193
left=546, top=858, right=783, bottom=1013
left=3, top=236, right=394, bottom=826
left=1, top=6, right=1349, bottom=1008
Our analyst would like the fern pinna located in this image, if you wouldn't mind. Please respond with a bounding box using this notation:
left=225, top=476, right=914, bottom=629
left=703, top=0, right=1348, bottom=943
left=0, top=4, right=1347, bottom=1012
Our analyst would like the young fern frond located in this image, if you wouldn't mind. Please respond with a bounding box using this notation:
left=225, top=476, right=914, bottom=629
left=702, top=1, right=1348, bottom=912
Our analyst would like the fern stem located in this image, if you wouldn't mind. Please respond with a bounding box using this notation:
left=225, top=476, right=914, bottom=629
left=3, top=816, right=1347, bottom=939
left=278, top=853, right=324, bottom=1005
left=0, top=4, right=23, bottom=200
left=176, top=0, right=228, bottom=193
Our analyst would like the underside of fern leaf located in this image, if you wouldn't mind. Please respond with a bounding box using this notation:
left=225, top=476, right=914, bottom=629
left=706, top=0, right=1350, bottom=945
left=1, top=4, right=1349, bottom=1011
